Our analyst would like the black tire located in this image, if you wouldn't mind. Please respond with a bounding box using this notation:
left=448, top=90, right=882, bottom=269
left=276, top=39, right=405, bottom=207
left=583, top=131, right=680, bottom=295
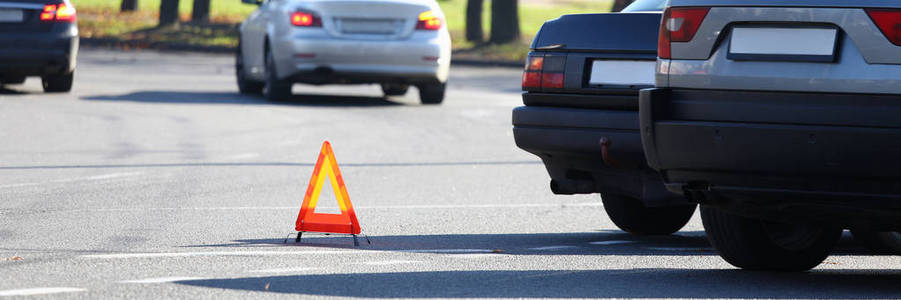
left=418, top=83, right=445, bottom=105
left=42, top=72, right=73, bottom=93
left=851, top=229, right=901, bottom=254
left=700, top=205, right=842, bottom=271
left=262, top=48, right=292, bottom=101
left=381, top=84, right=409, bottom=96
left=601, top=194, right=696, bottom=235
left=236, top=45, right=263, bottom=95
left=2, top=76, right=26, bottom=85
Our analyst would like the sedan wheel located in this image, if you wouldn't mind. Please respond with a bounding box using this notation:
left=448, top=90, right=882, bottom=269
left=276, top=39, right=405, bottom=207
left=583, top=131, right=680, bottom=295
left=263, top=49, right=292, bottom=101
left=236, top=47, right=263, bottom=95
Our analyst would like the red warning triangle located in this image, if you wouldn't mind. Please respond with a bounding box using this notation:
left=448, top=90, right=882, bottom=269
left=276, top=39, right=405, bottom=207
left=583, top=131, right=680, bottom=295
left=295, top=141, right=361, bottom=235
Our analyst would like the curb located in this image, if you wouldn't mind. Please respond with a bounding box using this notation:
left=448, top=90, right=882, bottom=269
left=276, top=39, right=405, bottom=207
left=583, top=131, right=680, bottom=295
left=81, top=38, right=523, bottom=68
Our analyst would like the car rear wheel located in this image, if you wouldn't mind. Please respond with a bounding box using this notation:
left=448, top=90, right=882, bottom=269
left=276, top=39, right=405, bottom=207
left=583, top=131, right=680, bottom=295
left=263, top=48, right=292, bottom=101
left=2, top=76, right=26, bottom=85
left=42, top=72, right=73, bottom=93
left=700, top=205, right=842, bottom=271
left=236, top=47, right=263, bottom=95
left=851, top=229, right=901, bottom=254
left=601, top=194, right=696, bottom=235
left=381, top=84, right=409, bottom=96
left=418, top=83, right=445, bottom=105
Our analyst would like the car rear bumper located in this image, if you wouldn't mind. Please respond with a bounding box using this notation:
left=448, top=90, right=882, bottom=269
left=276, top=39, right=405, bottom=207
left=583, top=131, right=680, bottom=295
left=0, top=33, right=78, bottom=77
left=512, top=93, right=687, bottom=207
left=640, top=88, right=901, bottom=222
left=273, top=35, right=449, bottom=84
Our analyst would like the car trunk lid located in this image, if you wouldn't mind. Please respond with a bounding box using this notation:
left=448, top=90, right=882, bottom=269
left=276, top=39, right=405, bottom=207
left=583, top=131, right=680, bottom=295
left=305, top=0, right=432, bottom=40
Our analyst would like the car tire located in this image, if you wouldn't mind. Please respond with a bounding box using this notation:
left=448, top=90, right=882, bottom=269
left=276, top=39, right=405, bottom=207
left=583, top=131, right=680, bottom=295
left=851, top=229, right=901, bottom=254
left=263, top=48, right=292, bottom=101
left=418, top=83, right=445, bottom=105
left=236, top=46, right=263, bottom=95
left=42, top=72, right=73, bottom=93
left=381, top=84, right=409, bottom=96
left=2, top=76, right=26, bottom=85
left=601, top=194, right=696, bottom=235
left=700, top=205, right=842, bottom=271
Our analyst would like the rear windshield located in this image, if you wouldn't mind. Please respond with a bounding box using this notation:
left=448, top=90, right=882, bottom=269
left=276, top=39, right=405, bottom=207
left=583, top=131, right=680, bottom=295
left=621, top=0, right=666, bottom=12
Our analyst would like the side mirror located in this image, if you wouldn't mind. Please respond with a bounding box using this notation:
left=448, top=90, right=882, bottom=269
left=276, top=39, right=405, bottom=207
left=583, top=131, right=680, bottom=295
left=241, top=0, right=262, bottom=5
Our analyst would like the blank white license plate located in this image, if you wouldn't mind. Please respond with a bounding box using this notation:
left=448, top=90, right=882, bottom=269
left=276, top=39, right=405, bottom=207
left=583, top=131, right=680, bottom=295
left=0, top=9, right=23, bottom=23
left=340, top=19, right=397, bottom=34
left=589, top=60, right=656, bottom=86
left=729, top=27, right=838, bottom=61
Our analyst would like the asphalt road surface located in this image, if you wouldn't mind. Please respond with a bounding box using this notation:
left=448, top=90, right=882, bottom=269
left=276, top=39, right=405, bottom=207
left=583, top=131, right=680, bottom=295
left=1, top=49, right=900, bottom=299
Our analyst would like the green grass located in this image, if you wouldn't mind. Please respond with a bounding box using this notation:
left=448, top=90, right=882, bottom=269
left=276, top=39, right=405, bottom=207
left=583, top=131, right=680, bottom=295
left=74, top=0, right=613, bottom=60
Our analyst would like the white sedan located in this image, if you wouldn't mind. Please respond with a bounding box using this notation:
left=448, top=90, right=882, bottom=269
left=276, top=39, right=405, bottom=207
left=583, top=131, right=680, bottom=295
left=236, top=0, right=452, bottom=104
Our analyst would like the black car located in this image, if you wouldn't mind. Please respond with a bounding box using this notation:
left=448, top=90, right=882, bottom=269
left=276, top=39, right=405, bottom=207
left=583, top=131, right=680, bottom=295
left=512, top=0, right=697, bottom=235
left=0, top=0, right=78, bottom=92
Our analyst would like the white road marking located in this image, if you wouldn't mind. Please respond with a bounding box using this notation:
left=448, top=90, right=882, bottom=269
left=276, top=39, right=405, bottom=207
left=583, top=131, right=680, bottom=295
left=0, top=172, right=144, bottom=189
left=0, top=287, right=86, bottom=296
left=397, top=249, right=495, bottom=254
left=646, top=247, right=711, bottom=251
left=75, top=202, right=602, bottom=212
left=353, top=260, right=420, bottom=266
left=589, top=240, right=637, bottom=246
left=528, top=245, right=579, bottom=251
left=82, top=250, right=361, bottom=259
left=120, top=277, right=205, bottom=284
left=249, top=267, right=322, bottom=274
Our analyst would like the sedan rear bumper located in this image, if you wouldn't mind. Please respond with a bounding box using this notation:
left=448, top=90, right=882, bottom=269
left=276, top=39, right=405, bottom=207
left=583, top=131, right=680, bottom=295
left=0, top=34, right=78, bottom=77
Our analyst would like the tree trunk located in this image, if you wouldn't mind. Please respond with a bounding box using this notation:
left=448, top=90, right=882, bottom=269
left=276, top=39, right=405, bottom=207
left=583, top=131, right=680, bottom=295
left=120, top=0, right=138, bottom=12
left=489, top=0, right=519, bottom=44
left=611, top=0, right=634, bottom=12
left=191, top=0, right=211, bottom=23
left=159, top=0, right=180, bottom=26
left=465, top=0, right=483, bottom=42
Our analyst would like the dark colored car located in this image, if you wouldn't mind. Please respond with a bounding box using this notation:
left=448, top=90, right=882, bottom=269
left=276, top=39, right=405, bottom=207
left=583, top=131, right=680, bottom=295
left=0, top=0, right=78, bottom=92
left=641, top=0, right=901, bottom=270
left=512, top=0, right=697, bottom=236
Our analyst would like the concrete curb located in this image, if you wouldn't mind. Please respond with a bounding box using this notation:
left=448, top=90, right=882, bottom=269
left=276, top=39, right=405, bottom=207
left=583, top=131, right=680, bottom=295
left=80, top=37, right=523, bottom=68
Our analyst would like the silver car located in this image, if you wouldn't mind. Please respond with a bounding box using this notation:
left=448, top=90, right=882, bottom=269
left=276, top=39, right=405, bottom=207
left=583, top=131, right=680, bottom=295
left=640, top=0, right=901, bottom=271
left=236, top=0, right=451, bottom=104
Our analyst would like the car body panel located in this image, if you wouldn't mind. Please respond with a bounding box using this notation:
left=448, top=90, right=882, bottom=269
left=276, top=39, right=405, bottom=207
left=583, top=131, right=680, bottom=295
left=0, top=0, right=78, bottom=78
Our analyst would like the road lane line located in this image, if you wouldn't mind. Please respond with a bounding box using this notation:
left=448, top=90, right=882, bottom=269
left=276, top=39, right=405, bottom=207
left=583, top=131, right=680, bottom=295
left=249, top=267, right=322, bottom=274
left=0, top=172, right=144, bottom=189
left=589, top=240, right=637, bottom=246
left=0, top=287, right=86, bottom=296
left=76, top=202, right=603, bottom=212
left=353, top=260, right=420, bottom=266
left=645, top=247, right=711, bottom=251
left=82, top=250, right=362, bottom=259
left=528, top=246, right=579, bottom=251
left=120, top=277, right=205, bottom=284
left=396, top=249, right=494, bottom=254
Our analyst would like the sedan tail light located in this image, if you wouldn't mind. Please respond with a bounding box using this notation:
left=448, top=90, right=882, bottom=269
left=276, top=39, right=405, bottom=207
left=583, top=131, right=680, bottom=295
left=522, top=54, right=565, bottom=91
left=416, top=11, right=443, bottom=30
left=658, top=7, right=710, bottom=59
left=40, top=3, right=76, bottom=23
left=291, top=10, right=321, bottom=27
left=866, top=9, right=901, bottom=46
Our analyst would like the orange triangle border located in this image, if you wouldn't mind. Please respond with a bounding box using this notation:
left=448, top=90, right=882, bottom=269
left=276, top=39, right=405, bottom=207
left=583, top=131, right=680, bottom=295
left=295, top=141, right=361, bottom=235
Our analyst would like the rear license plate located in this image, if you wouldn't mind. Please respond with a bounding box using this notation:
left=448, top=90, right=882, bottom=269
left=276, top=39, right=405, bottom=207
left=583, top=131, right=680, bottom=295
left=729, top=27, right=839, bottom=62
left=340, top=19, right=397, bottom=34
left=588, top=60, right=656, bottom=86
left=0, top=9, right=23, bottom=23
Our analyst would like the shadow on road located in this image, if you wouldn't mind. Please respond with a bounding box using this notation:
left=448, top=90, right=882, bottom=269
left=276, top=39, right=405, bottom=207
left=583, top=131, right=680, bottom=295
left=81, top=91, right=404, bottom=107
left=174, top=268, right=901, bottom=298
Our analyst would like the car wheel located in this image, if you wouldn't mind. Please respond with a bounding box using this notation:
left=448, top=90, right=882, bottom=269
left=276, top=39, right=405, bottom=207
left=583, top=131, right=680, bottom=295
left=851, top=229, right=901, bottom=254
left=381, top=84, right=409, bottom=96
left=700, top=205, right=842, bottom=271
left=418, top=83, right=445, bottom=105
left=601, top=194, right=696, bottom=235
left=263, top=48, right=292, bottom=101
left=236, top=46, right=263, bottom=95
left=42, top=72, right=73, bottom=93
left=2, top=76, right=26, bottom=85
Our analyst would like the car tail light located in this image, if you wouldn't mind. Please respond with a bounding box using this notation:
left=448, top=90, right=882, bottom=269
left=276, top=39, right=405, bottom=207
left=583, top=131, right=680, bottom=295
left=416, top=11, right=442, bottom=30
left=291, top=10, right=321, bottom=27
left=658, top=7, right=710, bottom=59
left=867, top=9, right=901, bottom=46
left=41, top=3, right=76, bottom=23
left=522, top=54, right=565, bottom=91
